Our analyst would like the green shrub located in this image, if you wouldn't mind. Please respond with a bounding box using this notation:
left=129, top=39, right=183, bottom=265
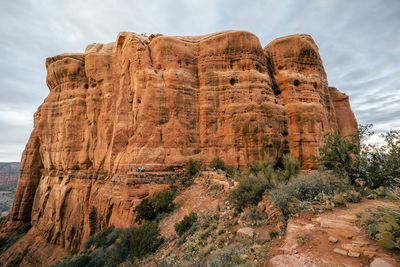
left=270, top=173, right=347, bottom=215
left=175, top=212, right=198, bottom=236
left=247, top=157, right=282, bottom=187
left=52, top=254, right=92, bottom=267
left=210, top=156, right=225, bottom=170
left=87, top=248, right=106, bottom=266
left=332, top=192, right=347, bottom=207
left=316, top=125, right=400, bottom=189
left=361, top=130, right=400, bottom=189
left=134, top=189, right=175, bottom=223
left=53, top=227, right=137, bottom=267
left=93, top=226, right=115, bottom=248
left=229, top=175, right=269, bottom=211
left=345, top=190, right=362, bottom=203
left=153, top=189, right=175, bottom=214
left=282, top=154, right=299, bottom=181
left=186, top=158, right=201, bottom=177
left=134, top=198, right=155, bottom=222
left=316, top=131, right=360, bottom=183
left=357, top=206, right=400, bottom=250
left=83, top=236, right=94, bottom=251
left=130, top=222, right=164, bottom=259
left=225, top=165, right=238, bottom=177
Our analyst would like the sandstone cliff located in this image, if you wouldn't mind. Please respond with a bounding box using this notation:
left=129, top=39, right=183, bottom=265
left=0, top=31, right=356, bottom=266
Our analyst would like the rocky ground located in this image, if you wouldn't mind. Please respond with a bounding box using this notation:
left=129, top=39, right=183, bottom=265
left=269, top=199, right=400, bottom=267
left=2, top=170, right=399, bottom=267
left=143, top=172, right=400, bottom=266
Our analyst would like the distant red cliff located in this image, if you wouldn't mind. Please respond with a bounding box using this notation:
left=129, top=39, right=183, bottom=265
left=0, top=162, right=19, bottom=185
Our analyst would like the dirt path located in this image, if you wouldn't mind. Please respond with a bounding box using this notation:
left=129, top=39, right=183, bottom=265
left=269, top=199, right=400, bottom=266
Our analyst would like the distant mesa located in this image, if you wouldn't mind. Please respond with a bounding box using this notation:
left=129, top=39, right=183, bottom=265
left=0, top=162, right=19, bottom=185
left=0, top=31, right=356, bottom=266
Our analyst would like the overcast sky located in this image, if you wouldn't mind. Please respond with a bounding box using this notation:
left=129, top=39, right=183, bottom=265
left=0, top=0, right=399, bottom=162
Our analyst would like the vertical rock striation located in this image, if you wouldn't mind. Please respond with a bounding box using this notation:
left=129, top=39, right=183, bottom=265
left=0, top=31, right=357, bottom=266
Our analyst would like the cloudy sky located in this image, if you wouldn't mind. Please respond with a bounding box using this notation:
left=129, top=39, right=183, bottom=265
left=0, top=0, right=399, bottom=162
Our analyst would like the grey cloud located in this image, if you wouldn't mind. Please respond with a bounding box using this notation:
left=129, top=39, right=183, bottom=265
left=0, top=0, right=399, bottom=161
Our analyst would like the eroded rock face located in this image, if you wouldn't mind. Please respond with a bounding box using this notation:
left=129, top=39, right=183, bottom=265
left=1, top=31, right=356, bottom=266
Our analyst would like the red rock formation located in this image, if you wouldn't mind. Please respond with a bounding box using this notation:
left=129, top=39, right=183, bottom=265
left=0, top=162, right=19, bottom=185
left=328, top=86, right=358, bottom=137
left=265, top=34, right=339, bottom=168
left=0, top=31, right=357, bottom=266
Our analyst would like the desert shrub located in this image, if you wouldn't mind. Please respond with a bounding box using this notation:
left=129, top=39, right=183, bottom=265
left=248, top=157, right=274, bottom=176
left=316, top=125, right=400, bottom=189
left=281, top=154, right=299, bottom=181
left=106, top=227, right=135, bottom=265
left=229, top=175, right=269, bottom=211
left=153, top=189, right=175, bottom=214
left=247, top=157, right=282, bottom=187
left=181, top=175, right=195, bottom=187
left=83, top=236, right=94, bottom=251
left=243, top=207, right=265, bottom=222
left=134, top=198, right=155, bottom=222
left=332, top=192, right=347, bottom=207
left=134, top=189, right=175, bottom=222
left=316, top=131, right=360, bottom=183
left=130, top=222, right=164, bottom=259
left=93, top=226, right=115, bottom=248
left=225, top=165, right=238, bottom=177
left=360, top=130, right=400, bottom=189
left=87, top=248, right=107, bottom=266
left=186, top=158, right=201, bottom=177
left=104, top=228, right=121, bottom=247
left=52, top=254, right=92, bottom=267
left=208, top=244, right=248, bottom=267
left=357, top=206, right=400, bottom=250
left=53, top=227, right=137, bottom=267
left=270, top=173, right=347, bottom=215
left=228, top=155, right=300, bottom=212
left=345, top=190, right=362, bottom=203
left=210, top=156, right=225, bottom=170
left=175, top=212, right=198, bottom=236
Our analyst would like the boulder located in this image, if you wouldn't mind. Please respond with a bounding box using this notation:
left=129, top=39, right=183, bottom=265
left=237, top=227, right=254, bottom=239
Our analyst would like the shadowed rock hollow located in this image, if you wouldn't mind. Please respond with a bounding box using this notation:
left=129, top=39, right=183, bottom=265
left=0, top=31, right=356, bottom=266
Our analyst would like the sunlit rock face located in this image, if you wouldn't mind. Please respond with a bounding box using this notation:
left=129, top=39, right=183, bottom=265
left=1, top=31, right=356, bottom=266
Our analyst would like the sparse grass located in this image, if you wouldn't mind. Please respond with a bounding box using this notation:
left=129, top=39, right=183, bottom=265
left=296, top=233, right=310, bottom=246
